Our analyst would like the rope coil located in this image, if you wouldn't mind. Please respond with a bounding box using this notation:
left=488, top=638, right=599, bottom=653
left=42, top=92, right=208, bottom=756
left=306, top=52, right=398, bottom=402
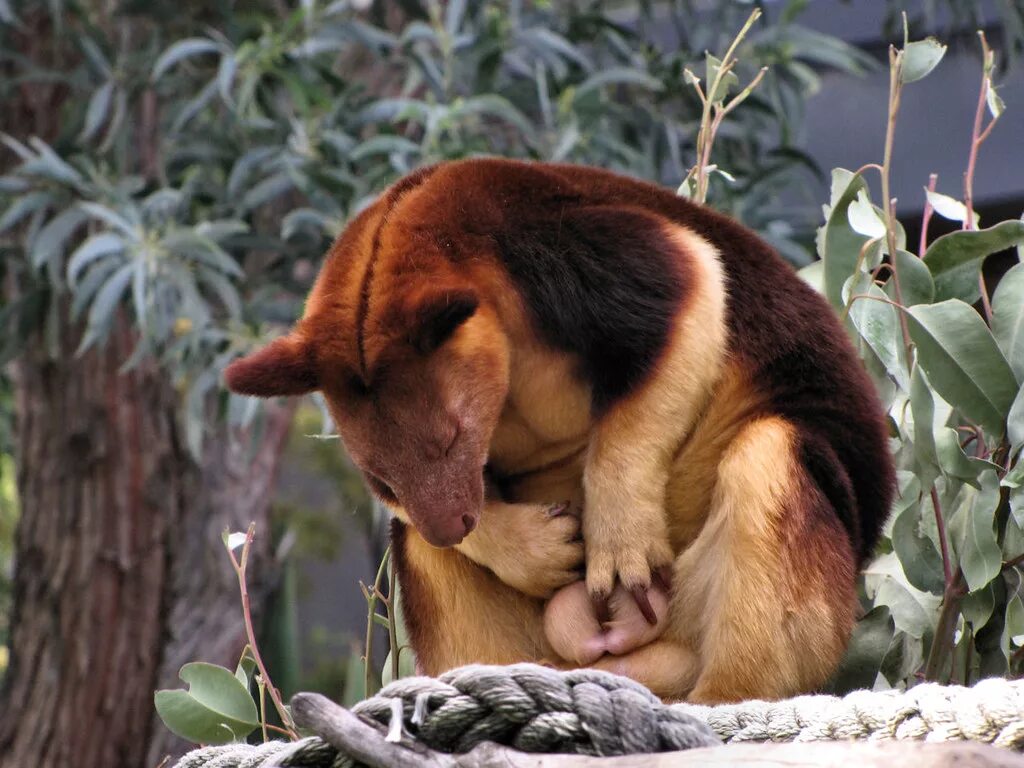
left=173, top=663, right=1024, bottom=768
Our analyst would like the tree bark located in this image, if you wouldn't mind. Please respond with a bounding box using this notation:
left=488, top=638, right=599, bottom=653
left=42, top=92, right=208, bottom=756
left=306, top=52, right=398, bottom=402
left=0, top=310, right=294, bottom=768
left=0, top=319, right=189, bottom=768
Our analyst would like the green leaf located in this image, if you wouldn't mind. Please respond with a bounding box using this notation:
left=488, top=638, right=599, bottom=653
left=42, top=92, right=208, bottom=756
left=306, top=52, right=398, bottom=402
left=864, top=552, right=941, bottom=639
left=80, top=81, right=114, bottom=144
left=925, top=189, right=968, bottom=224
left=891, top=499, right=944, bottom=594
left=78, top=202, right=138, bottom=240
left=844, top=273, right=908, bottom=391
left=818, top=170, right=870, bottom=309
left=0, top=190, right=52, bottom=234
left=992, top=263, right=1024, bottom=383
left=80, top=262, right=133, bottom=349
left=923, top=221, right=1024, bottom=304
left=900, top=38, right=946, bottom=83
left=1008, top=387, right=1024, bottom=452
left=704, top=53, right=738, bottom=103
left=154, top=662, right=259, bottom=745
left=796, top=259, right=823, bottom=293
left=910, top=366, right=939, bottom=483
left=906, top=300, right=1018, bottom=435
left=31, top=207, right=87, bottom=269
left=948, top=470, right=1002, bottom=593
left=152, top=38, right=222, bottom=80
left=961, top=581, right=996, bottom=632
left=67, top=233, right=125, bottom=287
left=26, top=137, right=83, bottom=186
left=847, top=189, right=886, bottom=239
left=987, top=84, right=1005, bottom=119
left=235, top=650, right=257, bottom=690
left=350, top=135, right=422, bottom=161
left=885, top=249, right=934, bottom=306
left=827, top=606, right=894, bottom=693
left=1001, top=576, right=1024, bottom=661
left=575, top=67, right=663, bottom=98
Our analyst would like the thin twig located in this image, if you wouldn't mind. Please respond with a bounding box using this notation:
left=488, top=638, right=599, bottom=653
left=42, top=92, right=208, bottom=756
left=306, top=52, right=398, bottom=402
left=228, top=524, right=298, bottom=739
left=931, top=486, right=954, bottom=587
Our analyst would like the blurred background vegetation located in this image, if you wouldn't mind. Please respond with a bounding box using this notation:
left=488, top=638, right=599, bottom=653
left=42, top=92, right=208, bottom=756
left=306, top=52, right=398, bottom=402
left=0, top=1, right=1022, bottom=766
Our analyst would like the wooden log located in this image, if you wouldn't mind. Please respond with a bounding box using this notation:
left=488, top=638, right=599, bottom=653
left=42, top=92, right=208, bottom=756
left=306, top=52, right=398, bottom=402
left=460, top=740, right=1024, bottom=768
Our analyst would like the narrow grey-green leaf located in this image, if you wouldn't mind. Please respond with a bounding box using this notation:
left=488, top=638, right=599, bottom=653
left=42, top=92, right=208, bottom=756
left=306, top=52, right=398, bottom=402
left=84, top=261, right=133, bottom=339
left=900, top=38, right=946, bottom=83
left=0, top=190, right=51, bottom=234
left=31, top=207, right=87, bottom=269
left=906, top=300, right=1018, bottom=435
left=152, top=38, right=222, bottom=80
left=993, top=262, right=1024, bottom=383
left=923, top=221, right=1024, bottom=304
left=80, top=81, right=114, bottom=143
left=575, top=67, right=663, bottom=98
left=67, top=233, right=124, bottom=286
left=78, top=201, right=138, bottom=239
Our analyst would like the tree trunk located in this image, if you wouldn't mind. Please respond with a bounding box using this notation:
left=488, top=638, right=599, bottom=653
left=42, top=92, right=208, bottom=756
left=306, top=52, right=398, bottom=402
left=0, top=315, right=294, bottom=768
left=0, top=319, right=189, bottom=768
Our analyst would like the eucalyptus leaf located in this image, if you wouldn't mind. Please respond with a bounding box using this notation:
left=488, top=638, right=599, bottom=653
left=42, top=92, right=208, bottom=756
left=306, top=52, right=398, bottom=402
left=924, top=189, right=968, bottom=224
left=575, top=67, right=663, bottom=98
left=827, top=606, right=894, bottom=694
left=80, top=81, right=115, bottom=144
left=948, top=470, right=1003, bottom=593
left=992, top=263, right=1024, bottom=383
left=885, top=249, right=934, bottom=307
left=67, top=233, right=125, bottom=286
left=891, top=500, right=945, bottom=594
left=31, top=207, right=87, bottom=270
left=847, top=189, right=887, bottom=239
left=900, top=38, right=946, bottom=83
left=154, top=662, right=259, bottom=745
left=844, top=273, right=908, bottom=391
left=152, top=38, right=222, bottom=80
left=0, top=191, right=52, bottom=234
left=818, top=170, right=870, bottom=309
left=923, top=221, right=1024, bottom=304
left=1009, top=388, right=1024, bottom=452
left=864, top=552, right=941, bottom=639
left=906, top=301, right=1018, bottom=436
left=705, top=53, right=739, bottom=103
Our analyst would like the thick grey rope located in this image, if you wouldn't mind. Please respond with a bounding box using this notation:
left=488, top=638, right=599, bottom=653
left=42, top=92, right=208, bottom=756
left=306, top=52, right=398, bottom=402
left=173, top=663, right=1024, bottom=768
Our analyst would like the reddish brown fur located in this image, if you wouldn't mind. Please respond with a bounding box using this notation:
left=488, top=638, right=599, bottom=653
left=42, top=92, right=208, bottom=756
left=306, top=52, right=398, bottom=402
left=225, top=158, right=894, bottom=702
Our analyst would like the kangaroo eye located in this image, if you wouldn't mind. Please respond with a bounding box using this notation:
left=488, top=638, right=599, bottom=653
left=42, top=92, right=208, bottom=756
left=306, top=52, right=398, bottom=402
left=365, top=472, right=397, bottom=504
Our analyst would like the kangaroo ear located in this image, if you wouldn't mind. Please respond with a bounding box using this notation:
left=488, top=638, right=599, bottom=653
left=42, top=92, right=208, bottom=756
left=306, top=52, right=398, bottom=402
left=224, top=335, right=318, bottom=397
left=408, top=289, right=479, bottom=354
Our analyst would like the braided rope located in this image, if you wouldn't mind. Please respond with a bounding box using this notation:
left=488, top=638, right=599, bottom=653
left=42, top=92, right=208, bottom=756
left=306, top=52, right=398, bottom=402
left=173, top=664, right=1024, bottom=768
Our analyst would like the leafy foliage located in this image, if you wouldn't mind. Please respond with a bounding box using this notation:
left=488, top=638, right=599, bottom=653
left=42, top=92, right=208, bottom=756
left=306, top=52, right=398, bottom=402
left=0, top=0, right=872, bottom=456
left=808, top=28, right=1024, bottom=690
